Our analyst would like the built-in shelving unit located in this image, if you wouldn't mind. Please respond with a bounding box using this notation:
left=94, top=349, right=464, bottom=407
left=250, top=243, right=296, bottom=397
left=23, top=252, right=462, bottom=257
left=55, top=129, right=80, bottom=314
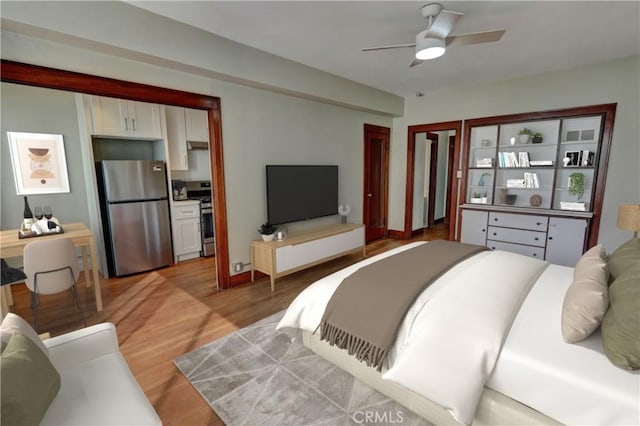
left=459, top=104, right=616, bottom=265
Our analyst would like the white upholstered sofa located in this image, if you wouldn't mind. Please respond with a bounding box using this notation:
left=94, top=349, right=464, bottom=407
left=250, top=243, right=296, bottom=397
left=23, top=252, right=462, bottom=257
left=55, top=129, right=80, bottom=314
left=1, top=314, right=161, bottom=426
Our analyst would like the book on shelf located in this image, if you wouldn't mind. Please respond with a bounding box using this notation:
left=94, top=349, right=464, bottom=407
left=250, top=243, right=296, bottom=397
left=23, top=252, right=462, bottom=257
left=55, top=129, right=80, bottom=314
left=523, top=172, right=540, bottom=189
left=530, top=160, right=553, bottom=166
left=560, top=201, right=586, bottom=211
left=506, top=179, right=526, bottom=188
left=475, top=157, right=493, bottom=168
left=499, top=152, right=519, bottom=168
left=518, top=152, right=530, bottom=167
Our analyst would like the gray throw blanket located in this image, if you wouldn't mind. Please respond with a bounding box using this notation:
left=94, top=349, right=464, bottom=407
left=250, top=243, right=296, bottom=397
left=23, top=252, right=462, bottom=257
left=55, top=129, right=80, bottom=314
left=319, top=240, right=488, bottom=371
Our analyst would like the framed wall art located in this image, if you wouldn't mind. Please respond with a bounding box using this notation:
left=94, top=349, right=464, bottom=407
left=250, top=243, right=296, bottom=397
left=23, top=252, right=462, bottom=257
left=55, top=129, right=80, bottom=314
left=7, top=132, right=70, bottom=195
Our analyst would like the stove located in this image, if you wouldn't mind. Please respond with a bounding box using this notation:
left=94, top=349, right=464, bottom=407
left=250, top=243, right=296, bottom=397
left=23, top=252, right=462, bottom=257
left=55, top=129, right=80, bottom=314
left=185, top=180, right=214, bottom=257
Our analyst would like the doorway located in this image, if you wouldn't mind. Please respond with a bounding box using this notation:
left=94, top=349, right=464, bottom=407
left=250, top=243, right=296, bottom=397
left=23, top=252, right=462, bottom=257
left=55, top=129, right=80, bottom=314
left=1, top=60, right=231, bottom=289
left=363, top=124, right=390, bottom=242
left=404, top=121, right=463, bottom=240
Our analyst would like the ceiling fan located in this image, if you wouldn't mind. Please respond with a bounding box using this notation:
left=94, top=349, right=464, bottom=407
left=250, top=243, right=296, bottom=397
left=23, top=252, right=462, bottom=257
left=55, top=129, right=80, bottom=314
left=362, top=3, right=506, bottom=68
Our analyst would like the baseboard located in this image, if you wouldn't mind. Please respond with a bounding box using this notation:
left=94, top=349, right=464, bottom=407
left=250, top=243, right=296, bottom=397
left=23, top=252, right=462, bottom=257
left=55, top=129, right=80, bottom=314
left=411, top=228, right=425, bottom=237
left=387, top=230, right=405, bottom=239
left=229, top=270, right=267, bottom=287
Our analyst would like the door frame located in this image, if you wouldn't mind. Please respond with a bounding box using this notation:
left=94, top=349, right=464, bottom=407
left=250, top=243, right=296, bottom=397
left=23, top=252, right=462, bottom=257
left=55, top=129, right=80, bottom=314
left=444, top=135, right=456, bottom=225
left=363, top=124, right=390, bottom=242
left=426, top=132, right=439, bottom=228
left=1, top=60, right=232, bottom=289
left=404, top=121, right=463, bottom=239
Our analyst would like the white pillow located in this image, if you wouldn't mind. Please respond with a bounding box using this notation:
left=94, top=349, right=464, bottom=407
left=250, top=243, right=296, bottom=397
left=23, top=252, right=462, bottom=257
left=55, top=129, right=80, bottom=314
left=561, top=245, right=610, bottom=343
left=1, top=313, right=49, bottom=356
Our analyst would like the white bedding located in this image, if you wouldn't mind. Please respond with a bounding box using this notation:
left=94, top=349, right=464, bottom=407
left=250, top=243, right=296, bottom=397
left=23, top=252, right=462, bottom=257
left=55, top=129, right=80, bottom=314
left=487, top=264, right=640, bottom=426
left=277, top=242, right=640, bottom=426
left=277, top=242, right=548, bottom=424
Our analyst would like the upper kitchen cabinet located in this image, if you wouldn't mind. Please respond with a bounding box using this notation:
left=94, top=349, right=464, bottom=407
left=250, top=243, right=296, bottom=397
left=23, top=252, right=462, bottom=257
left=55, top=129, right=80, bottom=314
left=89, top=96, right=162, bottom=140
left=166, top=106, right=210, bottom=171
left=185, top=108, right=209, bottom=143
left=166, top=106, right=189, bottom=171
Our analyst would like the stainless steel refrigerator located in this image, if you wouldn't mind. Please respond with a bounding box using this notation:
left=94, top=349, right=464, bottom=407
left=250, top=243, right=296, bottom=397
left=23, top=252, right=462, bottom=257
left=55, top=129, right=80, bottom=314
left=96, top=160, right=173, bottom=277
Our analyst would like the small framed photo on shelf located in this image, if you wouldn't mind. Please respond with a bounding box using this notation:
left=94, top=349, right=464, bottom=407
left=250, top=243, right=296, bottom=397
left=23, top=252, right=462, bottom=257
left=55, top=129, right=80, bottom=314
left=580, top=150, right=595, bottom=167
left=563, top=151, right=580, bottom=167
left=580, top=129, right=595, bottom=141
left=565, top=130, right=580, bottom=142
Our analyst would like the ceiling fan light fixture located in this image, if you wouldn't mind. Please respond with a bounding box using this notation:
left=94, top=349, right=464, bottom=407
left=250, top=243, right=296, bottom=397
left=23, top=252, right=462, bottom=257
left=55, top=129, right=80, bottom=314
left=415, top=37, right=446, bottom=60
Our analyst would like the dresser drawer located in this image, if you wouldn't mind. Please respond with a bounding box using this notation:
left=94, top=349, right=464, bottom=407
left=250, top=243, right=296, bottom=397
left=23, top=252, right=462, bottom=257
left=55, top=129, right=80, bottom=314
left=174, top=204, right=200, bottom=219
left=488, top=212, right=548, bottom=231
left=487, top=240, right=545, bottom=259
left=487, top=226, right=546, bottom=247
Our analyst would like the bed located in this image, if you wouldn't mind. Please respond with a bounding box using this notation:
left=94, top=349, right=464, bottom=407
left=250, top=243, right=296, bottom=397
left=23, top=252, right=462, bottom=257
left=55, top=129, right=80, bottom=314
left=276, top=241, right=640, bottom=425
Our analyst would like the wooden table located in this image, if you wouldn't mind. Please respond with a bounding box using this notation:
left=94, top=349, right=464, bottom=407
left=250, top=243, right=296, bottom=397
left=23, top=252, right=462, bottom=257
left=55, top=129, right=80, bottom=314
left=0, top=222, right=103, bottom=312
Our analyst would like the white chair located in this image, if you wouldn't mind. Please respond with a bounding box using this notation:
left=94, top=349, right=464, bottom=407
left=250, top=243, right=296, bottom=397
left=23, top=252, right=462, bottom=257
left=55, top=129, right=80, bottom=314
left=23, top=238, right=86, bottom=332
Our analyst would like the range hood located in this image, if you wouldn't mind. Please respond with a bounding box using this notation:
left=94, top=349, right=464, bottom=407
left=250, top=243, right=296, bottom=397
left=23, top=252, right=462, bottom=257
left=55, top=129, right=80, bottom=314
left=187, top=141, right=209, bottom=150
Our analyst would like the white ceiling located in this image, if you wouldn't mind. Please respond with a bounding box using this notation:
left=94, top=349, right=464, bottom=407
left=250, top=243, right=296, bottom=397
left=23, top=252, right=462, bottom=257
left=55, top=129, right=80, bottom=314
left=128, top=1, right=640, bottom=98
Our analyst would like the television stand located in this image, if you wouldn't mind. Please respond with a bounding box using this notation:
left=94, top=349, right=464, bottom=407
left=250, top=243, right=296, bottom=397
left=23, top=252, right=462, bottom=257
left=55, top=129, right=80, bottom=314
left=251, top=223, right=365, bottom=291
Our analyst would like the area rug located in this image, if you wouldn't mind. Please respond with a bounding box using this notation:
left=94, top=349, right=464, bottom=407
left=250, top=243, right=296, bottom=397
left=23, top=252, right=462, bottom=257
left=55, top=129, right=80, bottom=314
left=174, top=310, right=430, bottom=425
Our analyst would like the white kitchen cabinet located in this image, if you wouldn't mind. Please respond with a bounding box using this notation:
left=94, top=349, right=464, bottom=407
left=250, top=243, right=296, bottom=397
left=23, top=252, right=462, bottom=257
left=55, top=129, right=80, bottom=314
left=89, top=96, right=162, bottom=139
left=166, top=106, right=189, bottom=171
left=172, top=201, right=201, bottom=262
left=166, top=107, right=210, bottom=171
left=185, top=108, right=209, bottom=143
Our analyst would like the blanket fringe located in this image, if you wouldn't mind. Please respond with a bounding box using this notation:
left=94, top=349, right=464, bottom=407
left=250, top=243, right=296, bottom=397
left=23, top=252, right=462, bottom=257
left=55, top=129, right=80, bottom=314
left=320, top=321, right=387, bottom=372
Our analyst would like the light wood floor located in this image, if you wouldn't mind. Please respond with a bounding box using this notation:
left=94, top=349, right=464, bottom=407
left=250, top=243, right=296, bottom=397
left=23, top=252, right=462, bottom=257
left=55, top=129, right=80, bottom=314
left=6, top=224, right=448, bottom=425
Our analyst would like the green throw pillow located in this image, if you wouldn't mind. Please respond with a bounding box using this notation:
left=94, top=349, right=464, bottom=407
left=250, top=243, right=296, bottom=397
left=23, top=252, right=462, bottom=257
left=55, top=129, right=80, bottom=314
left=607, top=238, right=640, bottom=279
left=1, top=333, right=61, bottom=426
left=601, top=263, right=640, bottom=370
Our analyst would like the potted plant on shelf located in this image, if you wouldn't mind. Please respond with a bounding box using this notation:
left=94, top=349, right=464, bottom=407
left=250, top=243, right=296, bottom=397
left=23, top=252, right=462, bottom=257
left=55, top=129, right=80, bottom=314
left=518, top=128, right=534, bottom=144
left=258, top=222, right=276, bottom=241
left=481, top=191, right=488, bottom=204
left=470, top=192, right=483, bottom=204
left=568, top=172, right=586, bottom=200
left=531, top=132, right=544, bottom=144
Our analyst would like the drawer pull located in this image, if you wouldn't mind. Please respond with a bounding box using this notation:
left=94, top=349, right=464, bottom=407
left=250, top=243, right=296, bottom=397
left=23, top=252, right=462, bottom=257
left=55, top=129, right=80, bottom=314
left=548, top=236, right=553, bottom=240
left=482, top=229, right=486, bottom=233
left=534, top=237, right=539, bottom=241
left=493, top=232, right=497, bottom=236
left=533, top=253, right=537, bottom=257
left=494, top=218, right=498, bottom=221
left=536, top=222, right=541, bottom=226
left=491, top=246, right=496, bottom=250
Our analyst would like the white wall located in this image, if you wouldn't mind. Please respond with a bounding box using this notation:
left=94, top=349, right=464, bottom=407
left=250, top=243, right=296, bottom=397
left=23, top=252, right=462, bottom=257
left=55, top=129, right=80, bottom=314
left=0, top=32, right=392, bottom=275
left=390, top=56, right=640, bottom=253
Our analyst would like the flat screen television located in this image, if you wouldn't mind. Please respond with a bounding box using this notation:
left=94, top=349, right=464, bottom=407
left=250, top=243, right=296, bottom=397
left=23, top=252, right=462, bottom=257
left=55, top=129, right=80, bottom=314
left=266, top=165, right=338, bottom=225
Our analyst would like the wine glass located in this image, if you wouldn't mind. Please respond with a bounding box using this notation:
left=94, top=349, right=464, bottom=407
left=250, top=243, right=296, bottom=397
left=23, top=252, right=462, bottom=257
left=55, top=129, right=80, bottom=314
left=43, top=206, right=53, bottom=220
left=34, top=206, right=44, bottom=220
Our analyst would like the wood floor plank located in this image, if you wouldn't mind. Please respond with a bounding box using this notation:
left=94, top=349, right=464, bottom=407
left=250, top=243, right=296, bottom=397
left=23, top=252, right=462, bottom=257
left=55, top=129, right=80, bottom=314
left=6, top=225, right=447, bottom=424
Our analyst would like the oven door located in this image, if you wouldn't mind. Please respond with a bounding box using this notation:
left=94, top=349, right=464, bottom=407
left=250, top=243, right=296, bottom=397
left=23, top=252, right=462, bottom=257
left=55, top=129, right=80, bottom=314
left=201, top=206, right=215, bottom=257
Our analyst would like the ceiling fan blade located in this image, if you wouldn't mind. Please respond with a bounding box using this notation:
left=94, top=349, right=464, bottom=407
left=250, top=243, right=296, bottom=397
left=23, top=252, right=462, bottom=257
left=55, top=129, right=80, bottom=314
left=426, top=9, right=463, bottom=38
left=409, top=58, right=424, bottom=68
left=445, top=30, right=505, bottom=47
left=362, top=43, right=416, bottom=52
